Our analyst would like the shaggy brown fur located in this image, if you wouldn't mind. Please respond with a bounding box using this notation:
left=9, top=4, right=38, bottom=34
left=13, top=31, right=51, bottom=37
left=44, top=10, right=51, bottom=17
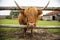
left=18, top=7, right=42, bottom=25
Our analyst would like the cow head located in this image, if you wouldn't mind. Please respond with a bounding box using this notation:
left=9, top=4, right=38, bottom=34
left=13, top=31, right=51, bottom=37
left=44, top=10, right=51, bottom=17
left=24, top=7, right=42, bottom=28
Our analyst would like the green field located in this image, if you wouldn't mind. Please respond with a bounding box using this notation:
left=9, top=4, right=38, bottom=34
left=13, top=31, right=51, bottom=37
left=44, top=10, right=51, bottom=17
left=0, top=19, right=60, bottom=26
left=0, top=19, right=18, bottom=24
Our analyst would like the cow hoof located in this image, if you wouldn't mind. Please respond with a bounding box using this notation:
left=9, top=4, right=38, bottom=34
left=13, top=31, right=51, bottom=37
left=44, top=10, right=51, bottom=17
left=23, top=35, right=26, bottom=38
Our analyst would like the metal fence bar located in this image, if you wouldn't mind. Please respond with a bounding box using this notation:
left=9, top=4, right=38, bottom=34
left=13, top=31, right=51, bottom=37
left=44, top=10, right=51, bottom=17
left=0, top=24, right=60, bottom=29
left=0, top=7, right=60, bottom=11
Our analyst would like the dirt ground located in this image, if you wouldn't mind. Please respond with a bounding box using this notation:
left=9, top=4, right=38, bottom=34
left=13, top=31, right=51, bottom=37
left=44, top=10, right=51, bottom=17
left=0, top=29, right=60, bottom=40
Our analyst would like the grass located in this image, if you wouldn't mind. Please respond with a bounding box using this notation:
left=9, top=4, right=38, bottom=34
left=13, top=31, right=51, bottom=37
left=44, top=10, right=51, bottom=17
left=37, top=20, right=60, bottom=26
left=0, top=19, right=18, bottom=24
left=0, top=19, right=60, bottom=26
left=48, top=29, right=60, bottom=33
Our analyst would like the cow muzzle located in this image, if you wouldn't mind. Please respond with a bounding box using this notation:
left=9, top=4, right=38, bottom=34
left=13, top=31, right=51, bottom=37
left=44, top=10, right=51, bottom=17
left=28, top=23, right=35, bottom=28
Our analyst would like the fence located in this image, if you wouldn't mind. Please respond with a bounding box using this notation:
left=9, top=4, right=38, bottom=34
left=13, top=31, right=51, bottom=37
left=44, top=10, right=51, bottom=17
left=0, top=24, right=60, bottom=29
left=0, top=7, right=60, bottom=11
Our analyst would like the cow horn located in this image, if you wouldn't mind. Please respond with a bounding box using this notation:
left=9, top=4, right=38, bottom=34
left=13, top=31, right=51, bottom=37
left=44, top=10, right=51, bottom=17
left=14, top=0, right=22, bottom=9
left=42, top=0, right=50, bottom=10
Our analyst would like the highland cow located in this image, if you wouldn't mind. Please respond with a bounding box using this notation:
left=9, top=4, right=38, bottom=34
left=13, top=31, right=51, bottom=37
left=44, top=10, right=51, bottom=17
left=14, top=0, right=50, bottom=36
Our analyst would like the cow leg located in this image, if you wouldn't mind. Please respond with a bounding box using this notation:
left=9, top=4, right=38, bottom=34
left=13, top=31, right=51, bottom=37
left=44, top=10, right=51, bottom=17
left=23, top=28, right=27, bottom=37
left=31, top=29, right=33, bottom=36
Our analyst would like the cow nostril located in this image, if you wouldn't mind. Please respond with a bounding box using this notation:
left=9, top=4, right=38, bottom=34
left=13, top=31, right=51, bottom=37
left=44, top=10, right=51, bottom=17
left=29, top=23, right=34, bottom=25
left=29, top=23, right=35, bottom=26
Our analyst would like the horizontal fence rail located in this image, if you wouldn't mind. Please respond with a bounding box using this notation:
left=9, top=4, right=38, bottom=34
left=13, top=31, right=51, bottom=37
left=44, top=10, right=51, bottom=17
left=0, top=7, right=60, bottom=11
left=0, top=24, right=60, bottom=29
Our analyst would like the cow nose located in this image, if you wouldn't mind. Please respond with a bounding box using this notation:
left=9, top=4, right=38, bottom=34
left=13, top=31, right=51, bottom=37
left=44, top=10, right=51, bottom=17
left=28, top=23, right=35, bottom=28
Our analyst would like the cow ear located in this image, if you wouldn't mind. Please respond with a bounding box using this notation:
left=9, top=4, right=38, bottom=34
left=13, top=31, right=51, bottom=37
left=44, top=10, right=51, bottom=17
left=38, top=9, right=42, bottom=15
left=20, top=10, right=24, bottom=14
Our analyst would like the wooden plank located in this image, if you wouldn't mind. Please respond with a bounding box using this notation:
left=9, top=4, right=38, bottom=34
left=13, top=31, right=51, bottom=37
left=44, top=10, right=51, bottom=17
left=0, top=24, right=60, bottom=29
left=0, top=7, right=60, bottom=11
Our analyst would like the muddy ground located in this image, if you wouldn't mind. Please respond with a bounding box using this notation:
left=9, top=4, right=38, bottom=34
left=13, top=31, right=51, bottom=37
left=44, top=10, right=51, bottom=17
left=0, top=29, right=60, bottom=40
